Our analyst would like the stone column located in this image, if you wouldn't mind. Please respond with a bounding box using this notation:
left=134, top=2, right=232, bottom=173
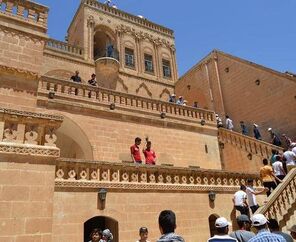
left=116, top=30, right=124, bottom=69
left=170, top=46, right=178, bottom=82
left=87, top=16, right=95, bottom=61
left=153, top=42, right=161, bottom=79
left=135, top=36, right=142, bottom=74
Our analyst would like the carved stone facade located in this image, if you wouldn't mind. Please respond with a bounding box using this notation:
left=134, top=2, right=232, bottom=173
left=1, top=1, right=293, bottom=242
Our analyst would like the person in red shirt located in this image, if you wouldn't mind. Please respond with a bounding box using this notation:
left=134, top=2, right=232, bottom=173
left=130, top=137, right=142, bottom=163
left=143, top=141, right=156, bottom=165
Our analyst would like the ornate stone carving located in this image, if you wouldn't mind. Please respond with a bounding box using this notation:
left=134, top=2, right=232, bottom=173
left=115, top=24, right=173, bottom=48
left=0, top=64, right=39, bottom=80
left=54, top=159, right=262, bottom=192
left=25, top=130, right=38, bottom=145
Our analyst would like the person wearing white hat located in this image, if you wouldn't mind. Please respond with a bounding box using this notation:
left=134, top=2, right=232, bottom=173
left=248, top=214, right=285, bottom=242
left=207, top=217, right=237, bottom=242
left=176, top=96, right=184, bottom=105
left=253, top=124, right=262, bottom=140
left=268, top=128, right=282, bottom=146
left=288, top=225, right=296, bottom=240
left=169, top=94, right=176, bottom=103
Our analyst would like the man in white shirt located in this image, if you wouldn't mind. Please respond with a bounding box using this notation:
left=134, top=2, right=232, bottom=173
left=225, top=115, right=234, bottom=131
left=283, top=148, right=296, bottom=172
left=232, top=185, right=249, bottom=216
left=272, top=156, right=286, bottom=181
left=291, top=143, right=296, bottom=155
left=246, top=179, right=267, bottom=214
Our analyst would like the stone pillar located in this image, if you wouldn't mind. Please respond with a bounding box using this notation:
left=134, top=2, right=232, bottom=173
left=87, top=16, right=95, bottom=61
left=116, top=30, right=124, bottom=69
left=170, top=46, right=178, bottom=82
left=135, top=36, right=142, bottom=74
left=153, top=42, right=161, bottom=79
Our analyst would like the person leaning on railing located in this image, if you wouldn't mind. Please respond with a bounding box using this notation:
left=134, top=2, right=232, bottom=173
left=70, top=70, right=82, bottom=95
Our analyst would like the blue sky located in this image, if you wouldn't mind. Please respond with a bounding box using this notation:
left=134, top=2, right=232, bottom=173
left=37, top=0, right=296, bottom=76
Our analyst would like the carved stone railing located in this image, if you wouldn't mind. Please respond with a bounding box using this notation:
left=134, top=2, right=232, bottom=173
left=218, top=128, right=283, bottom=158
left=46, top=38, right=84, bottom=57
left=38, top=76, right=216, bottom=124
left=256, top=168, right=296, bottom=227
left=83, top=0, right=174, bottom=37
left=55, top=158, right=262, bottom=191
left=0, top=0, right=48, bottom=28
left=0, top=108, right=63, bottom=157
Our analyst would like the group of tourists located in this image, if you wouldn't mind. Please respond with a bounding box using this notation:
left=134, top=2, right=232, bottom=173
left=88, top=210, right=184, bottom=242
left=89, top=229, right=113, bottom=242
left=168, top=94, right=199, bottom=108
left=89, top=211, right=296, bottom=242
left=130, top=137, right=156, bottom=165
left=208, top=214, right=296, bottom=242
left=220, top=114, right=294, bottom=148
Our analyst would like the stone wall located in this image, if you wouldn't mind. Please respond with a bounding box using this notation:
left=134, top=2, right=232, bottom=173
left=176, top=50, right=296, bottom=141
left=0, top=161, right=55, bottom=242
left=56, top=111, right=220, bottom=169
left=52, top=190, right=266, bottom=242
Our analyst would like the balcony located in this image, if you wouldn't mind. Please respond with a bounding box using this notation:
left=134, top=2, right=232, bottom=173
left=94, top=48, right=120, bottom=90
left=38, top=76, right=216, bottom=130
left=55, top=158, right=262, bottom=192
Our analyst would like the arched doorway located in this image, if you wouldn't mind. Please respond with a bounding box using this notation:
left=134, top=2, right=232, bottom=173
left=93, top=25, right=116, bottom=60
left=55, top=115, right=93, bottom=159
left=84, top=216, right=119, bottom=242
left=208, top=214, right=220, bottom=237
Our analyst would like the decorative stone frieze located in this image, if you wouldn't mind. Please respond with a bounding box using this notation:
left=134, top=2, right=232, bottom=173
left=115, top=24, right=175, bottom=50
left=0, top=64, right=39, bottom=80
left=0, top=108, right=63, bottom=157
left=55, top=158, right=262, bottom=192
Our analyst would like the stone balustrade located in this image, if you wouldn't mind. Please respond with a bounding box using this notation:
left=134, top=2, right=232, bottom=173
left=0, top=108, right=63, bottom=157
left=218, top=128, right=283, bottom=158
left=0, top=0, right=48, bottom=28
left=46, top=38, right=84, bottom=57
left=83, top=0, right=174, bottom=37
left=256, top=168, right=296, bottom=226
left=39, top=76, right=216, bottom=124
left=55, top=158, right=262, bottom=191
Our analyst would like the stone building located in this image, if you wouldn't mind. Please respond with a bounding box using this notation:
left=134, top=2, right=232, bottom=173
left=0, top=1, right=295, bottom=242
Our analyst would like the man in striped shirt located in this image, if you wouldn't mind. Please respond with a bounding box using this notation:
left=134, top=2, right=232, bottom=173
left=249, top=214, right=285, bottom=242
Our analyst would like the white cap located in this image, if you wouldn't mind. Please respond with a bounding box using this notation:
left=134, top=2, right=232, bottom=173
left=253, top=123, right=258, bottom=127
left=267, top=128, right=272, bottom=131
left=251, top=214, right=268, bottom=226
left=215, top=217, right=230, bottom=228
left=171, top=93, right=176, bottom=97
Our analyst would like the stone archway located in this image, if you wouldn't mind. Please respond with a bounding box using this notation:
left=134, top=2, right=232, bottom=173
left=93, top=25, right=116, bottom=60
left=208, top=214, right=220, bottom=237
left=55, top=115, right=93, bottom=160
left=84, top=216, right=119, bottom=242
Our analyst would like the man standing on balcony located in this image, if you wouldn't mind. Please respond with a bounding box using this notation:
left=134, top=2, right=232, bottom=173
left=225, top=115, right=234, bottom=131
left=233, top=185, right=249, bottom=216
left=131, top=137, right=142, bottom=164
left=70, top=70, right=82, bottom=83
left=253, top=123, right=262, bottom=140
left=143, top=141, right=156, bottom=165
left=70, top=70, right=82, bottom=96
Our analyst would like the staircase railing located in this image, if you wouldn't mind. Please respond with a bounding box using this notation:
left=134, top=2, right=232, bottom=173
left=256, top=168, right=296, bottom=226
left=218, top=128, right=283, bottom=158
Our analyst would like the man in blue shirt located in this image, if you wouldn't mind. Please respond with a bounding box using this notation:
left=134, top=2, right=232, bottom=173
left=249, top=214, right=285, bottom=242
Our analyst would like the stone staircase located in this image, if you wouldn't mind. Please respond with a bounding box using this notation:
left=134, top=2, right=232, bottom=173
left=256, top=168, right=296, bottom=231
left=218, top=128, right=283, bottom=159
